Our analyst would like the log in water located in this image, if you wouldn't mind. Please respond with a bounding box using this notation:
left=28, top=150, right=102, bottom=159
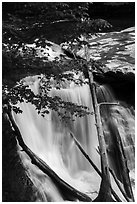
left=13, top=75, right=135, bottom=201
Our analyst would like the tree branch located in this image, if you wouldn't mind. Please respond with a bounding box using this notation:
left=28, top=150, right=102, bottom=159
left=109, top=168, right=131, bottom=202
left=4, top=104, right=92, bottom=202
left=87, top=76, right=113, bottom=201
left=70, top=131, right=121, bottom=202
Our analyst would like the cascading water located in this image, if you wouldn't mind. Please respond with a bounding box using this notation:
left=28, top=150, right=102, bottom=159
left=97, top=85, right=135, bottom=196
left=13, top=75, right=135, bottom=201
left=97, top=85, right=135, bottom=171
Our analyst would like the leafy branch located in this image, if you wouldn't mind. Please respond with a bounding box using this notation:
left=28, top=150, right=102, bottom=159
left=2, top=78, right=92, bottom=121
left=3, top=103, right=92, bottom=202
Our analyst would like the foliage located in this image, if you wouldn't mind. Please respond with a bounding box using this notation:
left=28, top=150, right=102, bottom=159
left=2, top=2, right=106, bottom=120
left=2, top=75, right=92, bottom=121
left=3, top=2, right=113, bottom=45
left=2, top=2, right=91, bottom=44
left=3, top=2, right=90, bottom=22
left=3, top=38, right=97, bottom=119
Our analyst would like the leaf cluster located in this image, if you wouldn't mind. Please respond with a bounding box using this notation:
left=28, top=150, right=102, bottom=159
left=2, top=77, right=92, bottom=121
left=3, top=2, right=90, bottom=22
left=2, top=2, right=105, bottom=121
left=3, top=2, right=112, bottom=46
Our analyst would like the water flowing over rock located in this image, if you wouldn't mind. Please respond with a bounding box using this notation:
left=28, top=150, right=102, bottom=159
left=76, top=27, right=135, bottom=74
left=12, top=75, right=135, bottom=201
left=2, top=1, right=135, bottom=201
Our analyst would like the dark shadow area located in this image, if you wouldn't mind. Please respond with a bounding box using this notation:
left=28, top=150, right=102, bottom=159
left=93, top=71, right=135, bottom=107
left=88, top=2, right=135, bottom=30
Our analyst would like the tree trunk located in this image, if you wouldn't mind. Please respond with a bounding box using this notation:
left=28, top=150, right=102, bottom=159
left=70, top=131, right=121, bottom=202
left=4, top=104, right=92, bottom=202
left=87, top=71, right=114, bottom=202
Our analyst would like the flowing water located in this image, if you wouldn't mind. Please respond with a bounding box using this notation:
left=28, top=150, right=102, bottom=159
left=97, top=85, right=135, bottom=195
left=13, top=75, right=135, bottom=201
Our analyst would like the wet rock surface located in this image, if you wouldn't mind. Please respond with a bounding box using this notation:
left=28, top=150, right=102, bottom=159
left=2, top=114, right=42, bottom=202
left=93, top=71, right=135, bottom=107
left=77, top=27, right=135, bottom=74
left=2, top=10, right=135, bottom=200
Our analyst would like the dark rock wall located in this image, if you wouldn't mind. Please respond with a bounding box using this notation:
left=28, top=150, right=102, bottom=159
left=2, top=114, right=38, bottom=202
left=94, top=71, right=135, bottom=107
left=88, top=3, right=135, bottom=30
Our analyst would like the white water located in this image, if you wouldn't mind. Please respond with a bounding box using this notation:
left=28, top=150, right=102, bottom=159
left=97, top=85, right=135, bottom=172
left=13, top=75, right=135, bottom=201
left=97, top=85, right=135, bottom=197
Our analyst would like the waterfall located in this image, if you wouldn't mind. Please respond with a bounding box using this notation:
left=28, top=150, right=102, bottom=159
left=97, top=85, right=135, bottom=171
left=13, top=75, right=135, bottom=201
left=97, top=85, right=135, bottom=195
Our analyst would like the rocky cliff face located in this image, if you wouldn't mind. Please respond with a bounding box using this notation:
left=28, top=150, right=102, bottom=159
left=2, top=114, right=41, bottom=201
left=2, top=2, right=135, bottom=200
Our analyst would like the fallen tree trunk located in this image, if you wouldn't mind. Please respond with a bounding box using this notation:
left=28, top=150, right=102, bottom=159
left=109, top=168, right=131, bottom=202
left=82, top=44, right=114, bottom=201
left=84, top=61, right=134, bottom=202
left=4, top=104, right=92, bottom=202
left=70, top=131, right=122, bottom=202
left=87, top=72, right=114, bottom=202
